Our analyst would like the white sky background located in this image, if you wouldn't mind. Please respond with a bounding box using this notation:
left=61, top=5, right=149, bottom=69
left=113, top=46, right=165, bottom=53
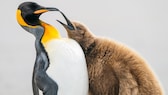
left=0, top=0, right=168, bottom=94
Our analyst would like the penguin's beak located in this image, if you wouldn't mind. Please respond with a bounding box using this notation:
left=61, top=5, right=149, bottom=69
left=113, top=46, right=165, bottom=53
left=57, top=11, right=75, bottom=30
left=34, top=7, right=59, bottom=14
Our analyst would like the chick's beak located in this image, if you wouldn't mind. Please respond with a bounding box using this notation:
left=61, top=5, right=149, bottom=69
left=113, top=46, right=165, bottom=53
left=34, top=7, right=59, bottom=14
left=57, top=11, right=75, bottom=30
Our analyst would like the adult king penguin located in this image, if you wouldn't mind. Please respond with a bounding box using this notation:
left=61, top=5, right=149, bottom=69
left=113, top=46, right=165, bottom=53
left=16, top=2, right=88, bottom=95
left=57, top=12, right=164, bottom=95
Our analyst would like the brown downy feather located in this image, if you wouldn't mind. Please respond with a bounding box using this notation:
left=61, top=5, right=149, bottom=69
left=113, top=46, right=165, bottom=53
left=64, top=21, right=164, bottom=95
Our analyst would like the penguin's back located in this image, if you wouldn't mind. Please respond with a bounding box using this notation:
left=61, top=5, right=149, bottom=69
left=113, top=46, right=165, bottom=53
left=44, top=38, right=88, bottom=95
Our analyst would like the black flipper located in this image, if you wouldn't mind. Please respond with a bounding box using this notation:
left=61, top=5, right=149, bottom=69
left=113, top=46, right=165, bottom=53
left=32, top=69, right=40, bottom=95
left=31, top=27, right=58, bottom=95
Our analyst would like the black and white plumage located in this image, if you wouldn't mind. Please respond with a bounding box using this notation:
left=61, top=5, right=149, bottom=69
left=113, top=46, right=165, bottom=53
left=16, top=2, right=88, bottom=95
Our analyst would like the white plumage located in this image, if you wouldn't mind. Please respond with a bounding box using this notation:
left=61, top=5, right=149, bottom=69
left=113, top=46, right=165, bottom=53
left=44, top=38, right=88, bottom=95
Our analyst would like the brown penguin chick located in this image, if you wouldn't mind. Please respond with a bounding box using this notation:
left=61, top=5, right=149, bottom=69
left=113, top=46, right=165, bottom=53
left=57, top=13, right=164, bottom=95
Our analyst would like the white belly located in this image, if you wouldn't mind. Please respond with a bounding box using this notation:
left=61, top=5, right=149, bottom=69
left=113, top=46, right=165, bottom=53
left=44, top=38, right=88, bottom=95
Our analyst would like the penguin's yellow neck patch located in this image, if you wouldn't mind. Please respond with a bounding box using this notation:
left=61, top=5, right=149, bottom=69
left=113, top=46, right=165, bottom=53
left=40, top=22, right=61, bottom=45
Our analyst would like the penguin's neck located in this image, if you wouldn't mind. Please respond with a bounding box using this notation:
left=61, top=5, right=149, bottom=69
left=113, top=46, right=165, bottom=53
left=35, top=39, right=46, bottom=54
left=40, top=21, right=61, bottom=45
left=35, top=38, right=50, bottom=69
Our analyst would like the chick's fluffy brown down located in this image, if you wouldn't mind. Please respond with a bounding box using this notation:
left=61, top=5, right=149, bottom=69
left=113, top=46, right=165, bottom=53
left=66, top=21, right=164, bottom=95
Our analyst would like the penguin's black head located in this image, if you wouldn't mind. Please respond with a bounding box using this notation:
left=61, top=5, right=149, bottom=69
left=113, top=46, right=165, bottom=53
left=17, top=2, right=59, bottom=26
left=16, top=2, right=60, bottom=38
left=18, top=2, right=44, bottom=26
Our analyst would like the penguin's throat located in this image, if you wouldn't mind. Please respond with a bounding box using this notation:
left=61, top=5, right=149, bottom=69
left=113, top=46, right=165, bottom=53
left=40, top=21, right=61, bottom=45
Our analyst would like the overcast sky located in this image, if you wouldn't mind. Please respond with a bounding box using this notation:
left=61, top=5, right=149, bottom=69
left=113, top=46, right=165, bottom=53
left=0, top=0, right=167, bottom=95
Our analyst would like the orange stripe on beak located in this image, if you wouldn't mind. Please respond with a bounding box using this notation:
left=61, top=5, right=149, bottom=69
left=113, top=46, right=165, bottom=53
left=34, top=9, right=48, bottom=14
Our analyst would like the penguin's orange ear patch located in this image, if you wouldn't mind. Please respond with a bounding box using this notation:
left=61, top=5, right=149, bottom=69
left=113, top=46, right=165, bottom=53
left=16, top=10, right=28, bottom=26
left=16, top=9, right=37, bottom=28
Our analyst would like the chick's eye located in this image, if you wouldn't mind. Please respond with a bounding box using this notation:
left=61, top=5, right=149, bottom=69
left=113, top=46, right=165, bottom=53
left=76, top=26, right=82, bottom=30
